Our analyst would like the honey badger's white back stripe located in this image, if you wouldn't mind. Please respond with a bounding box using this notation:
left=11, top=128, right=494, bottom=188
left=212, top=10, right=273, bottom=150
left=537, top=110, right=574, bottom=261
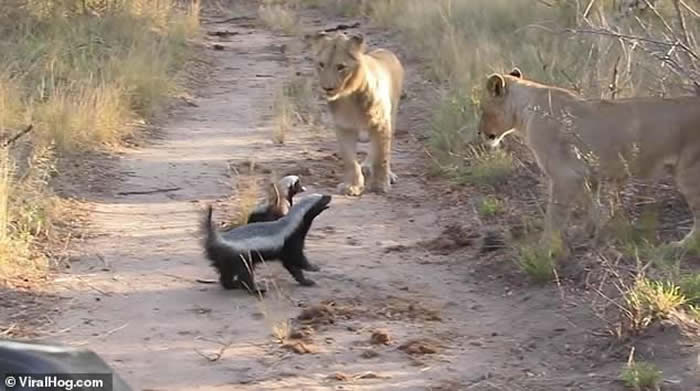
left=213, top=193, right=325, bottom=253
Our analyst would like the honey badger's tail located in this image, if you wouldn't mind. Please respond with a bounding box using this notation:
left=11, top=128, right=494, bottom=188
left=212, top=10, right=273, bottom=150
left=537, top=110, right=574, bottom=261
left=200, top=205, right=235, bottom=273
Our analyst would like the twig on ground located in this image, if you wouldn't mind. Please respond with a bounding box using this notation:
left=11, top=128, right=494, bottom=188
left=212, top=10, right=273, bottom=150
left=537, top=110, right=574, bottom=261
left=117, top=187, right=181, bottom=196
left=323, top=22, right=361, bottom=32
left=72, top=323, right=128, bottom=346
left=1, top=124, right=33, bottom=148
left=208, top=16, right=255, bottom=24
left=0, top=324, right=17, bottom=336
left=194, top=340, right=233, bottom=362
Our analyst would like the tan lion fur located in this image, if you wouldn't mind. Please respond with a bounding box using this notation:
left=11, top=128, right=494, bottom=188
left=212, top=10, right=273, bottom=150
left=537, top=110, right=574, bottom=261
left=307, top=31, right=404, bottom=196
left=478, top=68, right=700, bottom=248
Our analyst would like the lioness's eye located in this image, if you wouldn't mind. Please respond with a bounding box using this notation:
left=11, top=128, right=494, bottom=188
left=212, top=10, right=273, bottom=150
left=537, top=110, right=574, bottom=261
left=318, top=62, right=325, bottom=69
left=336, top=64, right=346, bottom=71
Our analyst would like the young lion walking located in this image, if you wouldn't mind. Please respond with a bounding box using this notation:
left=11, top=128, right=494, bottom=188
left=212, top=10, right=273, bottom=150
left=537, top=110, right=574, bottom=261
left=307, top=31, right=404, bottom=196
left=477, top=68, right=700, bottom=249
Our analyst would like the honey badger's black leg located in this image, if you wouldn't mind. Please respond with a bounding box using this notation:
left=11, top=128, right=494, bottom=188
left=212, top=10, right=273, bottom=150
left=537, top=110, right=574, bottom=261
left=300, top=254, right=320, bottom=272
left=283, top=260, right=316, bottom=286
left=281, top=230, right=316, bottom=286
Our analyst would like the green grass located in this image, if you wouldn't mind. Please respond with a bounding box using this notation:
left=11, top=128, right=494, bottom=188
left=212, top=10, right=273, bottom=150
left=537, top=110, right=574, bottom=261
left=624, top=277, right=686, bottom=332
left=679, top=274, right=700, bottom=306
left=258, top=1, right=300, bottom=35
left=620, top=361, right=662, bottom=390
left=478, top=196, right=506, bottom=217
left=515, top=241, right=561, bottom=285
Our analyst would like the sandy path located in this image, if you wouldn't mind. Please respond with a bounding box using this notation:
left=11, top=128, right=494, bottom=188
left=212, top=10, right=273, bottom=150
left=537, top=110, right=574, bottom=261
left=43, top=3, right=655, bottom=391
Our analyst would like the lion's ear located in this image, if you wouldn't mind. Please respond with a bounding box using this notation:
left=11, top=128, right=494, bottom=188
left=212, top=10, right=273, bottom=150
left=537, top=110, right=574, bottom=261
left=304, top=31, right=330, bottom=48
left=486, top=74, right=507, bottom=97
left=348, top=34, right=366, bottom=54
left=509, top=67, right=522, bottom=78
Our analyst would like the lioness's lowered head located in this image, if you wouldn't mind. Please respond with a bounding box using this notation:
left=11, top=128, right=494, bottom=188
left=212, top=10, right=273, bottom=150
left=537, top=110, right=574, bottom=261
left=305, top=31, right=367, bottom=101
left=477, top=67, right=523, bottom=148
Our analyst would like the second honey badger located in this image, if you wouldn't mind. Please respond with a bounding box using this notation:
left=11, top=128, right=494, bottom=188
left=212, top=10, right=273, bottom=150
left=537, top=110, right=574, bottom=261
left=247, top=175, right=306, bottom=223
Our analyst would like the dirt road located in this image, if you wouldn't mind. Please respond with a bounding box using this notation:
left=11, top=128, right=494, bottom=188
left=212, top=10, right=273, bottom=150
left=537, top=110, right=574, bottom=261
left=45, top=3, right=698, bottom=391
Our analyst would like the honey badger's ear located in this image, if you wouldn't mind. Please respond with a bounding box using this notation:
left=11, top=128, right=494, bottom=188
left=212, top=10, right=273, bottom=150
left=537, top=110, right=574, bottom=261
left=486, top=73, right=507, bottom=97
left=348, top=33, right=366, bottom=54
left=509, top=67, right=522, bottom=78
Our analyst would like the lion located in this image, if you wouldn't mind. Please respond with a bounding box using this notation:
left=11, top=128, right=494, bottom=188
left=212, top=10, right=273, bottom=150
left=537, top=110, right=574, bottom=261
left=477, top=68, right=700, bottom=248
left=306, top=31, right=404, bottom=196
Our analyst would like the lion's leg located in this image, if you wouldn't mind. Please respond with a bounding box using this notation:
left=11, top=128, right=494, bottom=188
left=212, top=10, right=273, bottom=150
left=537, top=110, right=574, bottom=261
left=367, top=123, right=392, bottom=193
left=387, top=104, right=399, bottom=184
left=362, top=114, right=398, bottom=186
left=673, top=165, right=700, bottom=249
left=543, top=174, right=582, bottom=248
left=335, top=127, right=364, bottom=196
left=582, top=177, right=610, bottom=241
left=360, top=130, right=374, bottom=179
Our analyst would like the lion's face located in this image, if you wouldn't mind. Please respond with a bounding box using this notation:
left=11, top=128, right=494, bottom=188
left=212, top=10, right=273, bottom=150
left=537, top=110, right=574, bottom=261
left=307, top=32, right=365, bottom=101
left=477, top=69, right=522, bottom=148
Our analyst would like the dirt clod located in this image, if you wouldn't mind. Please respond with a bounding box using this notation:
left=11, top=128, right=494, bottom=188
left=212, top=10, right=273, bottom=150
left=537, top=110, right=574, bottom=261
left=297, top=304, right=336, bottom=325
left=370, top=329, right=392, bottom=345
left=419, top=224, right=477, bottom=255
left=361, top=349, right=380, bottom=359
left=282, top=340, right=318, bottom=354
left=398, top=338, right=443, bottom=355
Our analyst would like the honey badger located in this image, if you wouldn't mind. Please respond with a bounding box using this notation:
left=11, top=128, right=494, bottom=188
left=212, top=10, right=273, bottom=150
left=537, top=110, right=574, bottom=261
left=247, top=175, right=306, bottom=224
left=201, top=193, right=332, bottom=294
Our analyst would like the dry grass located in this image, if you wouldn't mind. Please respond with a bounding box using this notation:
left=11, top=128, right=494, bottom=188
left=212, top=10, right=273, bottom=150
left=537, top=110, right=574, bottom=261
left=272, top=88, right=294, bottom=144
left=258, top=0, right=300, bottom=35
left=0, top=0, right=199, bottom=283
left=271, top=74, right=321, bottom=144
left=227, top=174, right=262, bottom=228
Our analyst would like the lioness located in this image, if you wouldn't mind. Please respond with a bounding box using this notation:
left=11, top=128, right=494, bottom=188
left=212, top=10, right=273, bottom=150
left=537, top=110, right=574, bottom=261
left=477, top=68, right=700, bottom=248
left=307, top=31, right=404, bottom=196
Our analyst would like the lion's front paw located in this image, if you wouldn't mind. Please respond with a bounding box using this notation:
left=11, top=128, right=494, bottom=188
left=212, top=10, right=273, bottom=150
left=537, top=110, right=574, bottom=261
left=362, top=165, right=397, bottom=184
left=369, top=179, right=391, bottom=194
left=337, top=182, right=364, bottom=196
